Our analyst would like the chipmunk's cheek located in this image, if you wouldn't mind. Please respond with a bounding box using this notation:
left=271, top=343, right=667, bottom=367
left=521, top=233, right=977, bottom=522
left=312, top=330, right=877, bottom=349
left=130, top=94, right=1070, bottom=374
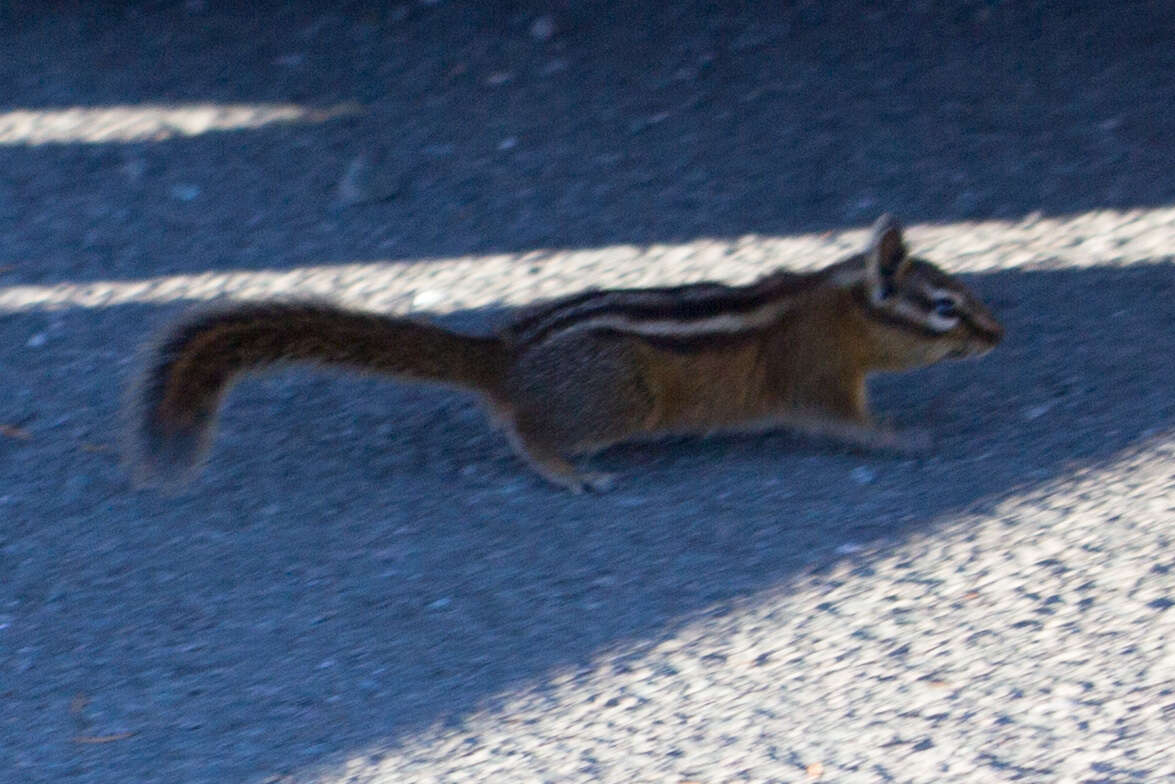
left=923, top=341, right=956, bottom=362
left=955, top=336, right=996, bottom=359
left=942, top=333, right=980, bottom=360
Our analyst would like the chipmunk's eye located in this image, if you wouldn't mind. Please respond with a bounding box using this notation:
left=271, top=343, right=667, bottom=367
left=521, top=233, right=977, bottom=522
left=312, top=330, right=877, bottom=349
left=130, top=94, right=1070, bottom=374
left=932, top=297, right=959, bottom=318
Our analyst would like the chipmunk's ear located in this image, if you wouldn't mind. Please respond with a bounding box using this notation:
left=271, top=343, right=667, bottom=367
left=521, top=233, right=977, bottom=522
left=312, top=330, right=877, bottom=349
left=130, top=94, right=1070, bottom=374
left=865, top=214, right=911, bottom=302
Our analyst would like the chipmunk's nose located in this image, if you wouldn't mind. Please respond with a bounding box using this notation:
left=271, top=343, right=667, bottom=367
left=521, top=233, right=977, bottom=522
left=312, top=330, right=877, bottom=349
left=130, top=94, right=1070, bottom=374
left=973, top=314, right=1004, bottom=346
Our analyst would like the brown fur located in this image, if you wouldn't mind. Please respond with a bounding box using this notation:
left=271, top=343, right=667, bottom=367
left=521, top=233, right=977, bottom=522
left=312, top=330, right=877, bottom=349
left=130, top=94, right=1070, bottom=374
left=128, top=215, right=1002, bottom=492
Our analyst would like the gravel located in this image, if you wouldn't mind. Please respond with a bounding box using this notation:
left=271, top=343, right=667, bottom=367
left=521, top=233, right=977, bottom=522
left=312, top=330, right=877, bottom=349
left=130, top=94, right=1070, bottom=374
left=0, top=2, right=1172, bottom=783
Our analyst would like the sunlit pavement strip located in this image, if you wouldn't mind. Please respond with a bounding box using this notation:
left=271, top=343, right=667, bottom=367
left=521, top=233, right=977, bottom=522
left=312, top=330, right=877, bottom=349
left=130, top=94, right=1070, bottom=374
left=0, top=103, right=355, bottom=146
left=1, top=207, right=1173, bottom=316
left=326, top=436, right=1175, bottom=783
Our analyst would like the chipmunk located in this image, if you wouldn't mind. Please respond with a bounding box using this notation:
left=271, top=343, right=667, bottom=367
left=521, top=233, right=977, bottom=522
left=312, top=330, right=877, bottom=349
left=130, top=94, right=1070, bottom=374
left=129, top=215, right=1002, bottom=492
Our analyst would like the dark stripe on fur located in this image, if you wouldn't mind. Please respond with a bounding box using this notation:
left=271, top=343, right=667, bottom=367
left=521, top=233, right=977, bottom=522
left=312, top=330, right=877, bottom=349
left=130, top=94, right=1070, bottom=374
left=851, top=288, right=945, bottom=339
left=511, top=269, right=826, bottom=346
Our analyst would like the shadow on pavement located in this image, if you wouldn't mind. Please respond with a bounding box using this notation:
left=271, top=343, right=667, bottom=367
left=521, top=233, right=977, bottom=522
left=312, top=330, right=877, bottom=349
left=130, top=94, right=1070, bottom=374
left=1, top=2, right=1173, bottom=781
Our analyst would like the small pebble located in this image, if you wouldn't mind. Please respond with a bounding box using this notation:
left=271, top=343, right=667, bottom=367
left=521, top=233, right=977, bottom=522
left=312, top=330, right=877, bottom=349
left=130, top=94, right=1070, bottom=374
left=170, top=184, right=201, bottom=201
left=337, top=156, right=368, bottom=205
left=1023, top=402, right=1055, bottom=421
left=529, top=15, right=556, bottom=42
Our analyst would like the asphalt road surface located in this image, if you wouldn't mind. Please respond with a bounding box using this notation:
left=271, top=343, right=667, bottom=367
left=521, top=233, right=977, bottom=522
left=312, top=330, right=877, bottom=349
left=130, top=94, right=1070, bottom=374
left=1, top=2, right=1173, bottom=782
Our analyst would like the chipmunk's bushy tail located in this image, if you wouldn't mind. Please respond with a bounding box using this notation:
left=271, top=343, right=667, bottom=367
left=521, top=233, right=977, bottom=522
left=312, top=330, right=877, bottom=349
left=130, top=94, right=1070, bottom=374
left=128, top=302, right=509, bottom=484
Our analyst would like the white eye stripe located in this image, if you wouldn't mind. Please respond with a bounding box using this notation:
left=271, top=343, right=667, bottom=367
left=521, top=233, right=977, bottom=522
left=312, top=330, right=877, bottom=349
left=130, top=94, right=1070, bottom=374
left=925, top=311, right=961, bottom=332
left=928, top=288, right=960, bottom=298
left=879, top=296, right=959, bottom=333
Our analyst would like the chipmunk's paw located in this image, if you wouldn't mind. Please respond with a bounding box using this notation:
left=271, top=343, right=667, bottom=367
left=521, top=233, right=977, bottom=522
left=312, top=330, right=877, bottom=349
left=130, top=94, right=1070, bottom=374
left=536, top=465, right=618, bottom=494
left=573, top=471, right=617, bottom=494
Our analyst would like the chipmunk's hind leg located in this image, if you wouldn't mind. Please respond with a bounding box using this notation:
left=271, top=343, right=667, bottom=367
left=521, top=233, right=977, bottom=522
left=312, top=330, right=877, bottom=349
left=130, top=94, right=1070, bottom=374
left=502, top=334, right=655, bottom=492
left=502, top=425, right=616, bottom=494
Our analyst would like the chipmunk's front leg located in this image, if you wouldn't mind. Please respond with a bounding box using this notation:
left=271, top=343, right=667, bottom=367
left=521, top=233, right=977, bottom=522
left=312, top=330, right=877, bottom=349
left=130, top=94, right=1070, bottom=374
left=787, top=371, right=931, bottom=454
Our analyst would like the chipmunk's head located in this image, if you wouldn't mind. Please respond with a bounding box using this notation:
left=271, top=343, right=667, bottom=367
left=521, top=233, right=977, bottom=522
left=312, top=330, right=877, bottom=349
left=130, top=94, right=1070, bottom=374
left=858, top=214, right=1003, bottom=369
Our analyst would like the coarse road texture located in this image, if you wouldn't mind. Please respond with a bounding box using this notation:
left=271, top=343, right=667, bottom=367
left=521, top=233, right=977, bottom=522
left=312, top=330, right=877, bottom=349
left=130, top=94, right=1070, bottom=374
left=1, top=3, right=1173, bottom=783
